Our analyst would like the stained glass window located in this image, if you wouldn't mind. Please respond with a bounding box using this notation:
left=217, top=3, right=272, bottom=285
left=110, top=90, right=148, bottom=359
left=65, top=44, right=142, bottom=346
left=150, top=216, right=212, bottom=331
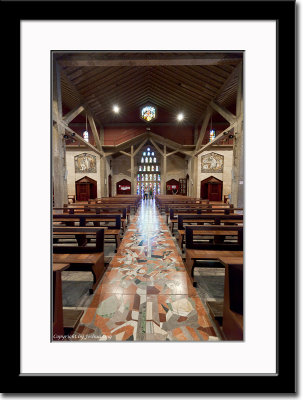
left=141, top=106, right=156, bottom=122
left=83, top=131, right=89, bottom=142
left=209, top=129, right=216, bottom=142
left=137, top=146, right=161, bottom=195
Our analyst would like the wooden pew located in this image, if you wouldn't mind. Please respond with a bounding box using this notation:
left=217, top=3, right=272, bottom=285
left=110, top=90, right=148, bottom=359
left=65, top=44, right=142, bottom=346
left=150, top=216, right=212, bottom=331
left=168, top=205, right=240, bottom=232
left=206, top=261, right=243, bottom=340
left=184, top=225, right=243, bottom=286
left=177, top=214, right=243, bottom=249
left=53, top=227, right=106, bottom=294
left=55, top=205, right=128, bottom=232
left=53, top=214, right=121, bottom=250
left=53, top=262, right=84, bottom=340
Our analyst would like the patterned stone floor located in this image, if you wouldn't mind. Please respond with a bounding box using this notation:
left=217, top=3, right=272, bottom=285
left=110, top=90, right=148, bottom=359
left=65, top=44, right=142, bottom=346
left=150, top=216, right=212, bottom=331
left=72, top=199, right=219, bottom=341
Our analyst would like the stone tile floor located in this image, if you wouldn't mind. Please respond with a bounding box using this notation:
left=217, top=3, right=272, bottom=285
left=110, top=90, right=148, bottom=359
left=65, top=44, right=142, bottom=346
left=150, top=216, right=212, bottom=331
left=62, top=199, right=224, bottom=341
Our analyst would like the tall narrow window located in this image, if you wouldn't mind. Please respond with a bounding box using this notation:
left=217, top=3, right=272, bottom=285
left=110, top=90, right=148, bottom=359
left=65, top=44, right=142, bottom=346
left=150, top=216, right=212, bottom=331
left=83, top=131, right=89, bottom=142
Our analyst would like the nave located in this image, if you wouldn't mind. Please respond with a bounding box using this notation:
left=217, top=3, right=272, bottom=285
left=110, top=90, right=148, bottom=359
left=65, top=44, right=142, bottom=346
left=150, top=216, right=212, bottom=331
left=62, top=199, right=219, bottom=341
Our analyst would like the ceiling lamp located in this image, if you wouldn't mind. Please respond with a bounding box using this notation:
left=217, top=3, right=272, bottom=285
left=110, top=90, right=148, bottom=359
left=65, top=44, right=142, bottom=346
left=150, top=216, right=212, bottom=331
left=113, top=105, right=120, bottom=113
left=177, top=113, right=184, bottom=121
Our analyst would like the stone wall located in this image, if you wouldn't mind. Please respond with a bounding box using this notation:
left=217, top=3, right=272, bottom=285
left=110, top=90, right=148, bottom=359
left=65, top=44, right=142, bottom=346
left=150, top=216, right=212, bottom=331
left=112, top=154, right=131, bottom=196
left=196, top=149, right=233, bottom=199
left=66, top=149, right=102, bottom=197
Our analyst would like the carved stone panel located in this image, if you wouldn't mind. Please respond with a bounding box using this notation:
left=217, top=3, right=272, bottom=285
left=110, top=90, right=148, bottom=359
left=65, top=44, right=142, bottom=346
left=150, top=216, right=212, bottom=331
left=75, top=153, right=97, bottom=173
left=201, top=152, right=224, bottom=173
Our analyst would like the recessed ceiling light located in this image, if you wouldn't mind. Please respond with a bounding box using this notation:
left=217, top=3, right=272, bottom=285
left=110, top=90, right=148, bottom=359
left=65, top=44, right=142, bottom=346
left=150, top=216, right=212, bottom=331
left=113, top=105, right=120, bottom=113
left=177, top=113, right=184, bottom=121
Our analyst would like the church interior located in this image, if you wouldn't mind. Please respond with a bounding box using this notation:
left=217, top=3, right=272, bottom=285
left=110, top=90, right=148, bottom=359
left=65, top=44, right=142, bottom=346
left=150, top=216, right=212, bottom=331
left=52, top=51, right=244, bottom=342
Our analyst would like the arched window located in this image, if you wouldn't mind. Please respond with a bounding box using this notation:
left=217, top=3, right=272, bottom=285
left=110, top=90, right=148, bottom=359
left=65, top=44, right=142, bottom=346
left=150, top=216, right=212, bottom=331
left=137, top=146, right=161, bottom=195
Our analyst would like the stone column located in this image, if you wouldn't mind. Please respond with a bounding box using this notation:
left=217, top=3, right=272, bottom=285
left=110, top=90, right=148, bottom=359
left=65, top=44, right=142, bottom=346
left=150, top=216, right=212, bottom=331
left=100, top=156, right=107, bottom=198
left=130, top=146, right=135, bottom=194
left=231, top=120, right=244, bottom=207
left=231, top=63, right=244, bottom=208
left=190, top=155, right=198, bottom=198
left=161, top=145, right=167, bottom=194
left=52, top=61, right=67, bottom=207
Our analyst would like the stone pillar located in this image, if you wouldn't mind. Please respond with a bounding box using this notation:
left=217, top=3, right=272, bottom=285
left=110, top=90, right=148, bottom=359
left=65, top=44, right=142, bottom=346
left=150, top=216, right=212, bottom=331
left=130, top=146, right=135, bottom=194
left=100, top=156, right=107, bottom=197
left=231, top=63, right=244, bottom=208
left=161, top=145, right=167, bottom=194
left=231, top=120, right=244, bottom=207
left=52, top=61, right=67, bottom=207
left=190, top=155, right=198, bottom=198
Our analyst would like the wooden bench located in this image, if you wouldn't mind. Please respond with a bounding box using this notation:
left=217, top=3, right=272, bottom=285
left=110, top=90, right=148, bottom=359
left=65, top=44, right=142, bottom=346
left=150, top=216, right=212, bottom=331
left=53, top=262, right=84, bottom=340
left=53, top=214, right=121, bottom=250
left=207, top=261, right=243, bottom=340
left=177, top=214, right=243, bottom=249
left=169, top=206, right=242, bottom=232
left=57, top=205, right=129, bottom=230
left=184, top=224, right=243, bottom=286
left=53, top=227, right=105, bottom=294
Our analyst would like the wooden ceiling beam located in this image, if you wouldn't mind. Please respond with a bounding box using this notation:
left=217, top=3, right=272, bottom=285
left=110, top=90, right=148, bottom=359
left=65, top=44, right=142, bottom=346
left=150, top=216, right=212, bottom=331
left=195, top=107, right=213, bottom=151
left=79, top=71, right=149, bottom=99
left=162, top=65, right=221, bottom=95
left=62, top=104, right=84, bottom=124
left=87, top=114, right=104, bottom=154
left=210, top=100, right=236, bottom=124
left=60, top=68, right=104, bottom=130
left=195, top=121, right=237, bottom=156
left=150, top=69, right=211, bottom=105
left=55, top=118, right=103, bottom=156
left=57, top=53, right=242, bottom=67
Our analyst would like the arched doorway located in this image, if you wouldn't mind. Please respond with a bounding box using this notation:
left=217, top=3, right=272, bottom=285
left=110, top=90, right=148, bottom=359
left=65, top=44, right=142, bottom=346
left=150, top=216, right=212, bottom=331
left=166, top=179, right=179, bottom=195
left=200, top=176, right=223, bottom=201
left=108, top=174, right=112, bottom=197
left=75, top=176, right=97, bottom=201
left=116, top=179, right=131, bottom=195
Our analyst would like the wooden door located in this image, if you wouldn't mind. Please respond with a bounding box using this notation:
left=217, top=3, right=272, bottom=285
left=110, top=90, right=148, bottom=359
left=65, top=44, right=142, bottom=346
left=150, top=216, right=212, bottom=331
left=208, top=183, right=222, bottom=201
left=77, top=183, right=90, bottom=201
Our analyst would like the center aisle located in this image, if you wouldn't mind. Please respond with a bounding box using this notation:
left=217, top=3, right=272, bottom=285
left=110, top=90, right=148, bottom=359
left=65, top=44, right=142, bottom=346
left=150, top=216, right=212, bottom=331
left=74, top=199, right=218, bottom=341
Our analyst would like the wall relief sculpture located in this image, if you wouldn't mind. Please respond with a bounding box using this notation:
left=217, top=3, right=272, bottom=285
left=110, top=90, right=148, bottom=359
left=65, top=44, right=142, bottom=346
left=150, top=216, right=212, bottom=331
left=201, top=152, right=224, bottom=173
left=74, top=153, right=97, bottom=173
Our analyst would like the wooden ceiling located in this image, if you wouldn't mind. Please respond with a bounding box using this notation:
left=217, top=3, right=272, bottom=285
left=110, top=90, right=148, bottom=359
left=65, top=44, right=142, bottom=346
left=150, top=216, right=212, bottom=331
left=56, top=52, right=242, bottom=126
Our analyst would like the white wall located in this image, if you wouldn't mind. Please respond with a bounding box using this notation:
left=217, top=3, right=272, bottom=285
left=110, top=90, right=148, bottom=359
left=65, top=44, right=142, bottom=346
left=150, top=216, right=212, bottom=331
left=112, top=154, right=131, bottom=196
left=196, top=149, right=233, bottom=199
left=66, top=149, right=102, bottom=198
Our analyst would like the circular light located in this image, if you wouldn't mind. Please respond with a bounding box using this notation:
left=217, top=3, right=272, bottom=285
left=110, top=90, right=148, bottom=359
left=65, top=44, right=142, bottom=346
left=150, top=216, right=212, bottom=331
left=177, top=113, right=184, bottom=121
left=113, top=105, right=120, bottom=113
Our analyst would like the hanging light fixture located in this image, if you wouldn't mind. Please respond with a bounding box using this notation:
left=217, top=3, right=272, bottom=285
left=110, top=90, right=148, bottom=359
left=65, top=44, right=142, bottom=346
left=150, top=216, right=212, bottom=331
left=83, top=113, right=89, bottom=142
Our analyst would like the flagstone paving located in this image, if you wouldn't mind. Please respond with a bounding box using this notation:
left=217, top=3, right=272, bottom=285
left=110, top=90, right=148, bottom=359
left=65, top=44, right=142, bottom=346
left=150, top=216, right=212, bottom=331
left=72, top=199, right=218, bottom=341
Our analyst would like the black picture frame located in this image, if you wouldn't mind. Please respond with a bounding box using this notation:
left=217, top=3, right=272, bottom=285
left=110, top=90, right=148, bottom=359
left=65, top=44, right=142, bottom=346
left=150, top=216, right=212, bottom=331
left=2, top=0, right=295, bottom=394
